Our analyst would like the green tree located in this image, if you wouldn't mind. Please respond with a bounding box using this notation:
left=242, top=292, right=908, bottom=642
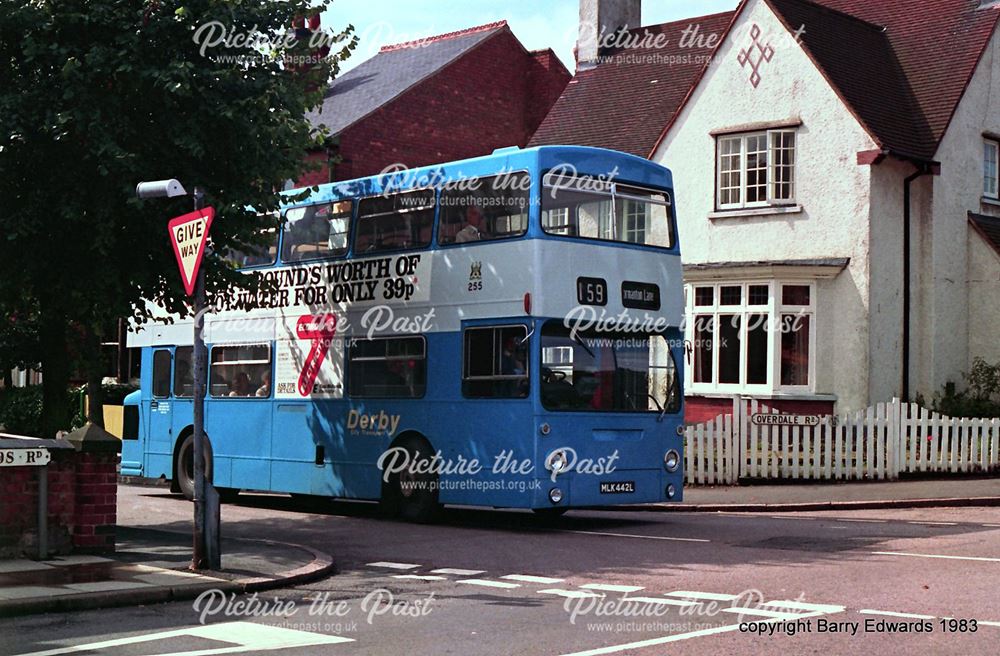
left=0, top=0, right=355, bottom=435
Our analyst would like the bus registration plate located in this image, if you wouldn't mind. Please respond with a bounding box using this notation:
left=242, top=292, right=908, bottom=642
left=599, top=481, right=635, bottom=494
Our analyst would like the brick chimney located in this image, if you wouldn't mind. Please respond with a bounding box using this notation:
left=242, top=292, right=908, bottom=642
left=577, top=0, right=641, bottom=70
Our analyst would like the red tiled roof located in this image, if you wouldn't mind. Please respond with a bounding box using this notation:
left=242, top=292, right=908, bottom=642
left=531, top=0, right=1000, bottom=161
left=773, top=0, right=999, bottom=161
left=529, top=11, right=737, bottom=157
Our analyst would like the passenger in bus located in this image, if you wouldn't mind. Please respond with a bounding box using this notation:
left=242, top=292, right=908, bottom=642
left=229, top=372, right=251, bottom=397
left=255, top=371, right=271, bottom=397
left=455, top=205, right=487, bottom=243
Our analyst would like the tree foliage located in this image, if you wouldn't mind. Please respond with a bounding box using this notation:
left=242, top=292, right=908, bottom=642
left=0, top=0, right=355, bottom=433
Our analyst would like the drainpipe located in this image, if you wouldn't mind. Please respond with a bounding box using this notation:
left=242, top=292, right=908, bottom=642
left=902, top=165, right=932, bottom=400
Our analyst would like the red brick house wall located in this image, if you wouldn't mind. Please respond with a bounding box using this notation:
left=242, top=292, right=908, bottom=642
left=299, top=29, right=570, bottom=185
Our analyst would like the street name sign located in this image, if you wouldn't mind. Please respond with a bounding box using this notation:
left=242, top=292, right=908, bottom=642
left=168, top=207, right=215, bottom=296
left=0, top=448, right=51, bottom=467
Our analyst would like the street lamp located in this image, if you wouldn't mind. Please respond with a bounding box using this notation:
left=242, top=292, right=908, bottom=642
left=135, top=178, right=220, bottom=571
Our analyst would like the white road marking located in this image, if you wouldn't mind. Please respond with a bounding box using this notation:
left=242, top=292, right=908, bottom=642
left=763, top=600, right=847, bottom=614
left=978, top=620, right=1000, bottom=627
left=539, top=589, right=604, bottom=599
left=624, top=596, right=698, bottom=607
left=768, top=516, right=815, bottom=520
left=721, top=606, right=799, bottom=619
left=579, top=583, right=644, bottom=593
left=10, top=621, right=352, bottom=656
left=456, top=579, right=520, bottom=589
left=366, top=561, right=420, bottom=570
left=391, top=574, right=446, bottom=581
left=860, top=609, right=935, bottom=620
left=431, top=568, right=485, bottom=576
left=665, top=591, right=740, bottom=601
left=558, top=529, right=709, bottom=543
left=908, top=521, right=958, bottom=526
left=984, top=524, right=1000, bottom=528
left=837, top=518, right=887, bottom=523
left=873, top=551, right=1000, bottom=563
left=501, top=574, right=564, bottom=584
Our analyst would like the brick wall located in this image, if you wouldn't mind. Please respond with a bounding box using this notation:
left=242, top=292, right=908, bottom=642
left=298, top=30, right=570, bottom=185
left=0, top=440, right=119, bottom=559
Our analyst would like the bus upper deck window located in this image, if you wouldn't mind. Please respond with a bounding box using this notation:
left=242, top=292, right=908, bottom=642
left=439, top=172, right=529, bottom=244
left=355, top=189, right=435, bottom=254
left=282, top=201, right=352, bottom=262
left=541, top=173, right=673, bottom=249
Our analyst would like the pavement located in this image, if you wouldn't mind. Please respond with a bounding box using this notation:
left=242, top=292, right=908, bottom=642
left=0, top=476, right=996, bottom=620
left=0, top=525, right=335, bottom=618
left=639, top=476, right=1000, bottom=512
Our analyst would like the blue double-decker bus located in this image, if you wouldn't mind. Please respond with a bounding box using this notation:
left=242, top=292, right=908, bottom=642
left=122, top=145, right=685, bottom=520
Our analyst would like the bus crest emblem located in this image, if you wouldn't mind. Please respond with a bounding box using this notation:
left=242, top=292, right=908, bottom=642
left=470, top=262, right=482, bottom=281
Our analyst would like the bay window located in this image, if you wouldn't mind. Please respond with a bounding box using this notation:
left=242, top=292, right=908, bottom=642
left=716, top=130, right=796, bottom=210
left=687, top=281, right=815, bottom=393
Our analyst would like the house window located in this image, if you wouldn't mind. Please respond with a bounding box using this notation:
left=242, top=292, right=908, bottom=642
left=985, top=139, right=999, bottom=200
left=686, top=281, right=814, bottom=393
left=716, top=130, right=796, bottom=209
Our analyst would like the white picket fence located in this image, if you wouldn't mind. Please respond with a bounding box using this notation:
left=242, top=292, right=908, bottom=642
left=685, top=398, right=1000, bottom=485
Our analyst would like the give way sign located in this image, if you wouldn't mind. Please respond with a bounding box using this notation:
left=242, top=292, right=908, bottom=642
left=167, top=207, right=214, bottom=296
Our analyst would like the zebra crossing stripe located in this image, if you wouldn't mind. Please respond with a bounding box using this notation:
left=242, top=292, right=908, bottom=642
left=366, top=562, right=420, bottom=570
left=392, top=574, right=447, bottom=581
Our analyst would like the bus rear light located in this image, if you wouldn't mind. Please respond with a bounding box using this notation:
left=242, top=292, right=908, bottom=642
left=663, top=449, right=680, bottom=472
left=523, top=292, right=531, bottom=314
left=549, top=487, right=563, bottom=504
left=666, top=484, right=676, bottom=499
left=539, top=423, right=551, bottom=436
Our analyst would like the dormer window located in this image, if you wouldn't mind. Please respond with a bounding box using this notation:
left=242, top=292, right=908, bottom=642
left=716, top=130, right=796, bottom=210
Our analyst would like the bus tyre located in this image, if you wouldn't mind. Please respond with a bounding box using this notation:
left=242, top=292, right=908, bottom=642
left=383, top=436, right=440, bottom=523
left=175, top=434, right=213, bottom=501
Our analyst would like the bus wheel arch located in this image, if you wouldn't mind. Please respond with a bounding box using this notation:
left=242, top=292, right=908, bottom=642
left=381, top=431, right=440, bottom=523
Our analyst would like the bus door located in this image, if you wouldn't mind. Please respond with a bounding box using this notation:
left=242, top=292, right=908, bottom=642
left=204, top=342, right=273, bottom=490
left=147, top=348, right=175, bottom=456
left=169, top=346, right=196, bottom=454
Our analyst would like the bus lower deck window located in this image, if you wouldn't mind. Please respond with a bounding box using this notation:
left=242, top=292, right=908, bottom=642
left=462, top=326, right=529, bottom=398
left=209, top=344, right=272, bottom=398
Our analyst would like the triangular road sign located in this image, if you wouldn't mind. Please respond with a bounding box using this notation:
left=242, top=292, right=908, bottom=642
left=167, top=207, right=214, bottom=296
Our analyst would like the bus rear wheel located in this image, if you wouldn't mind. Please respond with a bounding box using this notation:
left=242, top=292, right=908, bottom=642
left=382, top=436, right=440, bottom=523
left=175, top=433, right=213, bottom=501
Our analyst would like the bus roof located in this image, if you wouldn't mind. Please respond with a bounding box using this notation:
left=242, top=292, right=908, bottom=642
left=280, top=145, right=674, bottom=209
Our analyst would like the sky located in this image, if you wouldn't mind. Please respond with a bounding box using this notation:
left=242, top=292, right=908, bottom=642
left=324, top=0, right=740, bottom=74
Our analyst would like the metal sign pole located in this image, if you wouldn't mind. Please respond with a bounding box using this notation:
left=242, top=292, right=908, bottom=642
left=191, top=187, right=220, bottom=570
